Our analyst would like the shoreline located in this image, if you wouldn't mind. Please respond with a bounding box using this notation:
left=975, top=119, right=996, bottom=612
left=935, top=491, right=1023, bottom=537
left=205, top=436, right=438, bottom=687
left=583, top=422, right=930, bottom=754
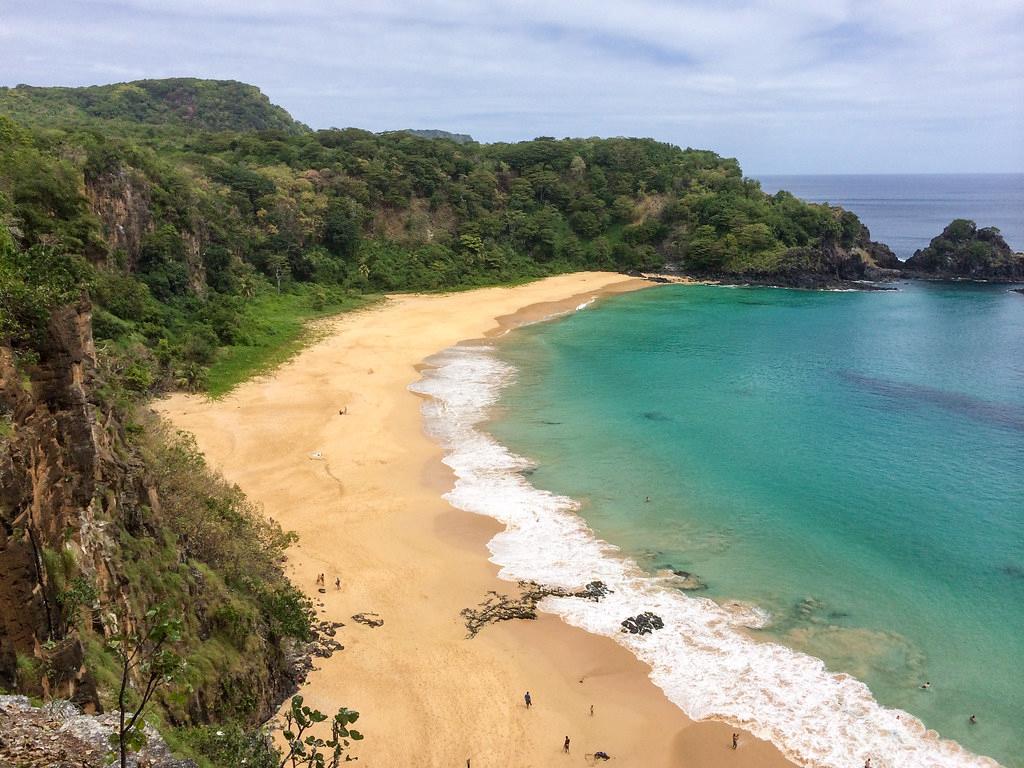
left=157, top=272, right=794, bottom=767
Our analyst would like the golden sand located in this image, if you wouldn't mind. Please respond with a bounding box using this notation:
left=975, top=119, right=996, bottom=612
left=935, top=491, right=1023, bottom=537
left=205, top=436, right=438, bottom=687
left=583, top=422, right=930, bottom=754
left=159, top=272, right=794, bottom=767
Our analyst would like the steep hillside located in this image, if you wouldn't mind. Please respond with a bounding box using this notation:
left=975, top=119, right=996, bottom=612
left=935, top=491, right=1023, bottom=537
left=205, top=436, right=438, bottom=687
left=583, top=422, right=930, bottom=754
left=0, top=294, right=310, bottom=759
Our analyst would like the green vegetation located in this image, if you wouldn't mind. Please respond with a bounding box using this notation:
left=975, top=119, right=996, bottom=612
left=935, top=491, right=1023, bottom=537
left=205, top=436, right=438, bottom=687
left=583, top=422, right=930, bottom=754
left=278, top=695, right=363, bottom=768
left=169, top=696, right=362, bottom=768
left=204, top=286, right=377, bottom=397
left=1, top=79, right=873, bottom=400
left=109, top=606, right=184, bottom=768
left=0, top=79, right=302, bottom=134
left=904, top=218, right=1024, bottom=279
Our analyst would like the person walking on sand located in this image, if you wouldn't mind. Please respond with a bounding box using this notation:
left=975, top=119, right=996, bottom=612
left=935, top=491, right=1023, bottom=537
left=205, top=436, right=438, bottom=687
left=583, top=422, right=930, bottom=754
left=590, top=703, right=594, bottom=717
left=335, top=576, right=341, bottom=590
left=563, top=736, right=570, bottom=753
left=864, top=758, right=872, bottom=768
left=524, top=691, right=532, bottom=709
left=316, top=573, right=324, bottom=586
left=732, top=732, right=739, bottom=750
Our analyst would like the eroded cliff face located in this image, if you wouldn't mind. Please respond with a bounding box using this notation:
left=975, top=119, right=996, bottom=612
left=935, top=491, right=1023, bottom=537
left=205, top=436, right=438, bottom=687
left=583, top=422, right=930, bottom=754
left=0, top=300, right=301, bottom=725
left=85, top=167, right=153, bottom=270
left=0, top=300, right=125, bottom=709
left=85, top=165, right=207, bottom=296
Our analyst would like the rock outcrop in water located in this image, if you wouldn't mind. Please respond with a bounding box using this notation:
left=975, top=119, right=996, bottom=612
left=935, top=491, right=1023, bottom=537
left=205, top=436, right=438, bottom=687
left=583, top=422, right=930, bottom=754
left=620, top=611, right=664, bottom=635
left=903, top=219, right=1024, bottom=281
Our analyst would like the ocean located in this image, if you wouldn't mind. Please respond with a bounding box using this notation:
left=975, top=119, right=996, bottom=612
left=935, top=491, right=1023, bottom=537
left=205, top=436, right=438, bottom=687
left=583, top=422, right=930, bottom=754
left=757, top=174, right=1024, bottom=259
left=410, top=177, right=1024, bottom=768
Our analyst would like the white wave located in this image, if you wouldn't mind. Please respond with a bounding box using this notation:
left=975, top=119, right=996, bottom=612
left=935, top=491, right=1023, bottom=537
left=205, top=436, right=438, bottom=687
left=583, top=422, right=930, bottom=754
left=410, top=344, right=1000, bottom=768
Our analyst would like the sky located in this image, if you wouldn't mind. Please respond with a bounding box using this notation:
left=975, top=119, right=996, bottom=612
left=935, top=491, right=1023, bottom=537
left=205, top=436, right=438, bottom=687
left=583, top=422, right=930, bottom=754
left=1, top=0, right=1022, bottom=174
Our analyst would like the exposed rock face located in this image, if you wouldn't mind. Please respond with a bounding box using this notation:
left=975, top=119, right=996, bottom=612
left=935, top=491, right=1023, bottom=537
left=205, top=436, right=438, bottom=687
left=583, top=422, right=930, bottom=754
left=181, top=227, right=209, bottom=298
left=85, top=166, right=153, bottom=269
left=903, top=219, right=1024, bottom=280
left=85, top=164, right=208, bottom=297
left=1, top=299, right=301, bottom=727
left=0, top=300, right=114, bottom=708
left=855, top=223, right=902, bottom=273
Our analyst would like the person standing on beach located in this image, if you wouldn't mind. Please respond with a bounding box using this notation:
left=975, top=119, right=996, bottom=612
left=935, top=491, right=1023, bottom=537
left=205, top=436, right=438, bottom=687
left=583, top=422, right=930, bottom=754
left=563, top=736, right=570, bottom=753
left=524, top=691, right=532, bottom=709
left=732, top=733, right=739, bottom=749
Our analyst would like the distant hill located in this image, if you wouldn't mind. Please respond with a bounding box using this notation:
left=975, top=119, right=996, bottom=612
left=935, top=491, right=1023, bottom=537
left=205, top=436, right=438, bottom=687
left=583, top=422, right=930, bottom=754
left=399, top=128, right=474, bottom=144
left=0, top=78, right=304, bottom=133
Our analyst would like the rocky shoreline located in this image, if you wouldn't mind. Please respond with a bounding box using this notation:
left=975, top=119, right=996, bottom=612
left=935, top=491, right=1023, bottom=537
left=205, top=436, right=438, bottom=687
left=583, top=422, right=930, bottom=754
left=642, top=219, right=1023, bottom=290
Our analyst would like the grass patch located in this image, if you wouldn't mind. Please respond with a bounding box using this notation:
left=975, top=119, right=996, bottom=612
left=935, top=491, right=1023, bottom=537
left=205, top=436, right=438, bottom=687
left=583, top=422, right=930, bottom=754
left=204, top=287, right=379, bottom=397
left=0, top=413, right=13, bottom=439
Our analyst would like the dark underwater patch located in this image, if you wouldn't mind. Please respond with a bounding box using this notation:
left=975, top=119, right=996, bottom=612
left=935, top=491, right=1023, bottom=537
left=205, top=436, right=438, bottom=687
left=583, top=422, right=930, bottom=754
left=840, top=370, right=1024, bottom=432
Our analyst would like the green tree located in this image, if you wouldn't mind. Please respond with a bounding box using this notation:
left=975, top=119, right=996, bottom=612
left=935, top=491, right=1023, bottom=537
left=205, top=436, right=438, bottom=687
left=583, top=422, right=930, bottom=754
left=279, top=695, right=363, bottom=768
left=108, top=605, right=184, bottom=768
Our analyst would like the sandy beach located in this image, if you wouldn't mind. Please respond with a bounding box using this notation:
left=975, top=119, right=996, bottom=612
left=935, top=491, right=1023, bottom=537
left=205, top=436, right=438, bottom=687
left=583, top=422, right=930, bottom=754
left=158, top=272, right=796, bottom=767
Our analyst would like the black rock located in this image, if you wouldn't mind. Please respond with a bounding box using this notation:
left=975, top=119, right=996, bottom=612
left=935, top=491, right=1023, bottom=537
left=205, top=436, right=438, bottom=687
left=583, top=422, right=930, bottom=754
left=620, top=611, right=665, bottom=635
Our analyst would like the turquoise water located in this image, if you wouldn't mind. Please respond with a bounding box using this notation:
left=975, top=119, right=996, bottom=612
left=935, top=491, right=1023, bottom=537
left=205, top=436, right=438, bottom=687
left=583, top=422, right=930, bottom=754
left=489, top=283, right=1024, bottom=766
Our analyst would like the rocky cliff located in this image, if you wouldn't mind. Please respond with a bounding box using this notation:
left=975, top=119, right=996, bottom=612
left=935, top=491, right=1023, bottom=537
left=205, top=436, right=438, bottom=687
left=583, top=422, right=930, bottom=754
left=85, top=162, right=209, bottom=296
left=903, top=219, right=1024, bottom=281
left=0, top=298, right=302, bottom=728
left=0, top=300, right=112, bottom=708
left=691, top=222, right=901, bottom=288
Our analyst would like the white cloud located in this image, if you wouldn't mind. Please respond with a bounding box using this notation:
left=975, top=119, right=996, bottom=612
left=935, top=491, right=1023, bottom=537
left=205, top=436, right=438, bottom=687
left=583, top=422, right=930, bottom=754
left=0, top=0, right=1020, bottom=172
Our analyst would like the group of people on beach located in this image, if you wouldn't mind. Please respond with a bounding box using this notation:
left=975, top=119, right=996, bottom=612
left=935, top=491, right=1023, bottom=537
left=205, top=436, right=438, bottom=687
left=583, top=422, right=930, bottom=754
left=519, top=691, right=611, bottom=760
left=314, top=573, right=341, bottom=590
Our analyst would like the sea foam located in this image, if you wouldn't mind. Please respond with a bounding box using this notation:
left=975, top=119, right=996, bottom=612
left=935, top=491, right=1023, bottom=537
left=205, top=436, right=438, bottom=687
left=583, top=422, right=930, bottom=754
left=410, top=342, right=1001, bottom=768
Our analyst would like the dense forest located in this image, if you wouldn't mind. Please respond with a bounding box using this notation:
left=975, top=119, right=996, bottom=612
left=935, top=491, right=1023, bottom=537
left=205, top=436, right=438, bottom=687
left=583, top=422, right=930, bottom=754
left=1, top=78, right=897, bottom=397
